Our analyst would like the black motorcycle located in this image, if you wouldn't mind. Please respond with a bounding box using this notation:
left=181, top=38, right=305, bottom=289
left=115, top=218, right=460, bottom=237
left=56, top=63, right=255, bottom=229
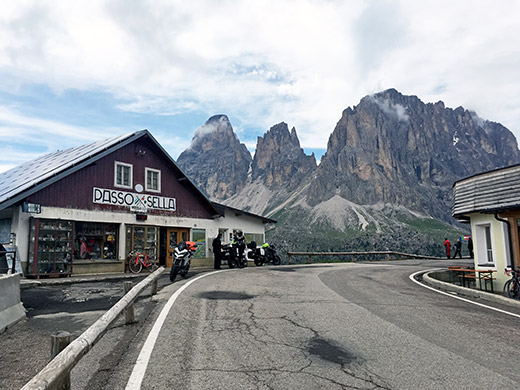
left=169, top=241, right=197, bottom=282
left=222, top=243, right=248, bottom=268
left=247, top=242, right=281, bottom=266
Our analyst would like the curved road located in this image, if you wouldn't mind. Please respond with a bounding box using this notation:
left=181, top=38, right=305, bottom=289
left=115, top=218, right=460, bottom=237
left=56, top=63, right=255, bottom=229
left=91, top=260, right=520, bottom=389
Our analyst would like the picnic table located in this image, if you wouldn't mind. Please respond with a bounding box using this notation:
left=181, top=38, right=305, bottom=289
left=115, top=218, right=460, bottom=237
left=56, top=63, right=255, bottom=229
left=448, top=266, right=496, bottom=293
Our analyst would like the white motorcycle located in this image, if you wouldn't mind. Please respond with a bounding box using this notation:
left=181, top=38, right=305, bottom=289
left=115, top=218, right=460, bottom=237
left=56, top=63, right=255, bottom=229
left=169, top=241, right=197, bottom=282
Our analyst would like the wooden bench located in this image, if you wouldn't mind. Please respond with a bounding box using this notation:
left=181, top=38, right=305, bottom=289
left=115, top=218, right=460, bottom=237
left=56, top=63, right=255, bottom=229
left=450, top=268, right=496, bottom=292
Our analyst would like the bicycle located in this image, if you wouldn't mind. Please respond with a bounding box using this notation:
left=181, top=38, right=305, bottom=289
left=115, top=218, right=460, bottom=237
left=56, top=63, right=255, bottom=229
left=503, top=268, right=520, bottom=299
left=128, top=251, right=156, bottom=273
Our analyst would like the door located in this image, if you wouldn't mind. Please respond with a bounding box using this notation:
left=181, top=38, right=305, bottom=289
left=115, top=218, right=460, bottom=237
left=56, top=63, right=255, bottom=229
left=166, top=228, right=190, bottom=267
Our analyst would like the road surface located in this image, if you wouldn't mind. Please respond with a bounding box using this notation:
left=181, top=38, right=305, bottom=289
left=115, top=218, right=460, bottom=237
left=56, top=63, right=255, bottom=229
left=116, top=260, right=520, bottom=389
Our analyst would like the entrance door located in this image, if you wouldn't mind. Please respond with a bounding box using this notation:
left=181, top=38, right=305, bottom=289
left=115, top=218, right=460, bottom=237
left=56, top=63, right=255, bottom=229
left=166, top=228, right=190, bottom=267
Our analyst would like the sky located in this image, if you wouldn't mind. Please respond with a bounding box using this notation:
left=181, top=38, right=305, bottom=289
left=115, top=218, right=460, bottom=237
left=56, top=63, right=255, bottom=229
left=1, top=0, right=520, bottom=173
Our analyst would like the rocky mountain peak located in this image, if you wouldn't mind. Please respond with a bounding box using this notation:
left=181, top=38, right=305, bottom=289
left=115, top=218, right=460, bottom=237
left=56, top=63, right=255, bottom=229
left=176, top=115, right=252, bottom=200
left=252, top=122, right=317, bottom=188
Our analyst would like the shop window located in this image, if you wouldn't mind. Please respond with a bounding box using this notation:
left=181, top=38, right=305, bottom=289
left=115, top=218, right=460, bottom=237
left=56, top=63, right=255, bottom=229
left=192, top=229, right=206, bottom=258
left=127, top=226, right=158, bottom=261
left=28, top=219, right=73, bottom=276
left=145, top=168, right=161, bottom=193
left=75, top=222, right=118, bottom=260
left=115, top=161, right=133, bottom=189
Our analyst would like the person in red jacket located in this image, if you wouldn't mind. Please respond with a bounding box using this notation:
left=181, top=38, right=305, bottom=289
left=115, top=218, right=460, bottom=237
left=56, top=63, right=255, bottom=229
left=443, top=238, right=451, bottom=259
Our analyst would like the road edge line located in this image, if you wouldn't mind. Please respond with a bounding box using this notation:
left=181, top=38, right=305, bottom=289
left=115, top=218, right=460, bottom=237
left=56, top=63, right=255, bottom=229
left=409, top=269, right=520, bottom=319
left=125, top=270, right=223, bottom=390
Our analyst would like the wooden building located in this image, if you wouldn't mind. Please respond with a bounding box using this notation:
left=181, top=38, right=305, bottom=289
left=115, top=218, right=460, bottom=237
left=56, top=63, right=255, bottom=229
left=452, top=164, right=520, bottom=289
left=0, top=130, right=274, bottom=276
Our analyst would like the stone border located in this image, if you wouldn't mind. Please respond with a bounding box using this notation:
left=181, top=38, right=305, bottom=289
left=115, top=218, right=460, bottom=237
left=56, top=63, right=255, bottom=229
left=422, top=270, right=520, bottom=309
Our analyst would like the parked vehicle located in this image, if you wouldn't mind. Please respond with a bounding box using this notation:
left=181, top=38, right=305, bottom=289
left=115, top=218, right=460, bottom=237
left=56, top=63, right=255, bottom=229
left=247, top=242, right=281, bottom=266
left=221, top=243, right=248, bottom=268
left=170, top=241, right=197, bottom=282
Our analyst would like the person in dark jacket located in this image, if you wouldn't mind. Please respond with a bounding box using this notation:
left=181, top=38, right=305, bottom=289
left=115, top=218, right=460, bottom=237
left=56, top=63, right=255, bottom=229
left=212, top=233, right=222, bottom=269
left=443, top=238, right=451, bottom=259
left=467, top=237, right=474, bottom=258
left=0, top=243, right=8, bottom=274
left=452, top=238, right=462, bottom=259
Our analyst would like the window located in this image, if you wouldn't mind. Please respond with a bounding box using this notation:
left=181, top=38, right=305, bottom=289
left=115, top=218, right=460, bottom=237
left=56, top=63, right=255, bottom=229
left=75, top=222, right=118, bottom=261
left=192, top=229, right=206, bottom=258
left=475, top=223, right=494, bottom=266
left=146, top=168, right=161, bottom=193
left=115, top=162, right=133, bottom=189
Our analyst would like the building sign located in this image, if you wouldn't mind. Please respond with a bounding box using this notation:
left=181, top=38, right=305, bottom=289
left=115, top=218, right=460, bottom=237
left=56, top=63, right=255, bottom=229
left=93, top=187, right=176, bottom=212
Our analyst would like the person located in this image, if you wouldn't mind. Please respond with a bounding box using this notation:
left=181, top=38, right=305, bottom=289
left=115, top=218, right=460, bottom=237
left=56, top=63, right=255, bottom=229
left=467, top=237, right=474, bottom=259
left=212, top=233, right=222, bottom=269
left=0, top=243, right=8, bottom=274
left=452, top=238, right=462, bottom=259
left=443, top=238, right=451, bottom=259
left=233, top=229, right=246, bottom=261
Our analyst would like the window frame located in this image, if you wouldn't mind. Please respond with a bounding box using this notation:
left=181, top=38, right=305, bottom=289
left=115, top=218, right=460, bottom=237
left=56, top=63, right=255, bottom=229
left=145, top=167, right=161, bottom=193
left=114, top=161, right=133, bottom=190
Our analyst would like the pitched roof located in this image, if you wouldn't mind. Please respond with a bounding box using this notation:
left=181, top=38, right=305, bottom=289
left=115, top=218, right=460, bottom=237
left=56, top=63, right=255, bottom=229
left=211, top=202, right=277, bottom=224
left=0, top=130, right=220, bottom=216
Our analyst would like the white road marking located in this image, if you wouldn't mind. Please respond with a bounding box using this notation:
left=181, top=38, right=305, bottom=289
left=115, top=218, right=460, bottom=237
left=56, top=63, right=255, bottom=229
left=125, top=270, right=223, bottom=390
left=409, top=269, right=520, bottom=319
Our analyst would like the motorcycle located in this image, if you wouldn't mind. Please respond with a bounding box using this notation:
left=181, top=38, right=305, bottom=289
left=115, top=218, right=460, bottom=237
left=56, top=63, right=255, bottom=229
left=221, top=243, right=248, bottom=269
left=169, top=241, right=197, bottom=282
left=247, top=242, right=281, bottom=266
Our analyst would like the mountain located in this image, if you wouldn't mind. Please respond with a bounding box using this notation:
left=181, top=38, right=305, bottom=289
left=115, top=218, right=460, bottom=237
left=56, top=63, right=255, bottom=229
left=176, top=90, right=520, bottom=256
left=176, top=115, right=252, bottom=200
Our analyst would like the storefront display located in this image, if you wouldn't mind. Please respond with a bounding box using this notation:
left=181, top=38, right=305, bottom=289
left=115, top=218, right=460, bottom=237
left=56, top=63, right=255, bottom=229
left=127, top=225, right=158, bottom=262
left=74, top=222, right=118, bottom=260
left=28, top=218, right=73, bottom=276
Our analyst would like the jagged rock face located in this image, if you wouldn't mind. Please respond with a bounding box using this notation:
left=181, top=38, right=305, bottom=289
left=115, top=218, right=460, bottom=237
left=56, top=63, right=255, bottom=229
left=252, top=122, right=317, bottom=189
left=176, top=115, right=252, bottom=200
left=306, top=89, right=520, bottom=221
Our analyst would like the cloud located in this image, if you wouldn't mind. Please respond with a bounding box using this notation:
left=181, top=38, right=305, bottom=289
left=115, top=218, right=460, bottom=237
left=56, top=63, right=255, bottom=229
left=368, top=96, right=409, bottom=122
left=0, top=0, right=519, bottom=162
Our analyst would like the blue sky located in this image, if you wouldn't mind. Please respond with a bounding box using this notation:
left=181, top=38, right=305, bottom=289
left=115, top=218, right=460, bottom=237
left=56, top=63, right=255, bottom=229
left=1, top=1, right=520, bottom=173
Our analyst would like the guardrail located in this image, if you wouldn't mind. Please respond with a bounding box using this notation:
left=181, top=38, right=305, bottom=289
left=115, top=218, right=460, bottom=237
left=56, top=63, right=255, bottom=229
left=287, top=251, right=442, bottom=264
left=21, top=266, right=165, bottom=390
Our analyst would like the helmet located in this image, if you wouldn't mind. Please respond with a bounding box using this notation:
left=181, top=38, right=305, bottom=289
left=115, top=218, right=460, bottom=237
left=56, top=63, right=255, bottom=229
left=186, top=241, right=197, bottom=251
left=236, top=230, right=244, bottom=239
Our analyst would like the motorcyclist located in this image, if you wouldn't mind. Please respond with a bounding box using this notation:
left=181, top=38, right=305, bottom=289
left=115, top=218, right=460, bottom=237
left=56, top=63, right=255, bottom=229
left=232, top=230, right=246, bottom=263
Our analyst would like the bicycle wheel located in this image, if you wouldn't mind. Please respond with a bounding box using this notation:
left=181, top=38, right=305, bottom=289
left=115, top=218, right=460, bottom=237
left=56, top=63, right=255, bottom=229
left=128, top=258, right=142, bottom=273
left=504, top=279, right=519, bottom=299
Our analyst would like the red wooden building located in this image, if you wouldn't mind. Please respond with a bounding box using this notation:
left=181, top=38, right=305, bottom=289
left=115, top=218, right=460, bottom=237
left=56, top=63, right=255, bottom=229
left=0, top=130, right=273, bottom=276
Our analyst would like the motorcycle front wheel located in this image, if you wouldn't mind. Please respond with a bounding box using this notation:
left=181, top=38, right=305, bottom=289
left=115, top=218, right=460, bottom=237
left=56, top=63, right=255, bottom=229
left=180, top=263, right=190, bottom=277
left=254, top=258, right=263, bottom=266
left=170, top=264, right=180, bottom=282
left=273, top=255, right=281, bottom=266
left=228, top=259, right=237, bottom=269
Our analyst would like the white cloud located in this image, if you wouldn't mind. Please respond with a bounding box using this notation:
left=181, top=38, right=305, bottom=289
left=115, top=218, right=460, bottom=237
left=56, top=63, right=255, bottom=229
left=0, top=0, right=519, bottom=159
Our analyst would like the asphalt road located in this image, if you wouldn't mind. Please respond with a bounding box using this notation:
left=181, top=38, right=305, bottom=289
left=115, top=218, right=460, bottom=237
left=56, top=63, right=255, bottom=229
left=3, top=260, right=520, bottom=389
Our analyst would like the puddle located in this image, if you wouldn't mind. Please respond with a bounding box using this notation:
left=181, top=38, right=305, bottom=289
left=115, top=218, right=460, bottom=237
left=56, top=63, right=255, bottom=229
left=197, top=291, right=256, bottom=300
left=307, top=337, right=358, bottom=365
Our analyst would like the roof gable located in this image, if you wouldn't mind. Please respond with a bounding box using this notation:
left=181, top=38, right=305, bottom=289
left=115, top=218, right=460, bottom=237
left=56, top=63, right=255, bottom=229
left=0, top=130, right=220, bottom=216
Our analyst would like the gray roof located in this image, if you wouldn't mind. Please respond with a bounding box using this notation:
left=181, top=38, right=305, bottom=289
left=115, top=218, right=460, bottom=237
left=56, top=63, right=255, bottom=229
left=452, top=164, right=520, bottom=218
left=0, top=131, right=142, bottom=210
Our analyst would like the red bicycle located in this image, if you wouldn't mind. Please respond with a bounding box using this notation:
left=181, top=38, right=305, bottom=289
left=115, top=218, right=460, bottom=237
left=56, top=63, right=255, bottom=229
left=128, top=252, right=155, bottom=273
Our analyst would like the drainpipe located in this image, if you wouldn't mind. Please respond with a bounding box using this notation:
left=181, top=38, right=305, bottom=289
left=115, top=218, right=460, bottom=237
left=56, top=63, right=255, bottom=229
left=494, top=212, right=515, bottom=271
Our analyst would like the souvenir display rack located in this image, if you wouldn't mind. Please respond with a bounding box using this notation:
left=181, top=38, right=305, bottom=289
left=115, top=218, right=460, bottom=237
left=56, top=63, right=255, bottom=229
left=28, top=218, right=73, bottom=277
